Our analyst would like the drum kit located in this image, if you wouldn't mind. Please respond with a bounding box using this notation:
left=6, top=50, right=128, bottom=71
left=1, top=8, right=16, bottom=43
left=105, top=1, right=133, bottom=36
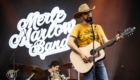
left=8, top=31, right=80, bottom=80
left=8, top=63, right=79, bottom=80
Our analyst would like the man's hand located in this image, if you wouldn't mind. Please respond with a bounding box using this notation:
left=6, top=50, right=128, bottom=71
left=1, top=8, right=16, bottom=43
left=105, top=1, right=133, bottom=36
left=80, top=53, right=89, bottom=63
left=116, top=34, right=123, bottom=41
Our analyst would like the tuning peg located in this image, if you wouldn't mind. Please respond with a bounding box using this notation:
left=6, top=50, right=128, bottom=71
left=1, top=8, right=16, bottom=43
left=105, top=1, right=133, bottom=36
left=133, top=27, right=136, bottom=30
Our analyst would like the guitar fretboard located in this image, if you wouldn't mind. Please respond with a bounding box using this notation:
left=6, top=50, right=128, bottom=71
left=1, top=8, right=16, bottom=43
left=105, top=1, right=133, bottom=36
left=95, top=38, right=116, bottom=52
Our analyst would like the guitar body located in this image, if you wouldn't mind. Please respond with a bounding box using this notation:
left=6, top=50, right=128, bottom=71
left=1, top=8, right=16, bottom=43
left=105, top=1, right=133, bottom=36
left=70, top=41, right=105, bottom=73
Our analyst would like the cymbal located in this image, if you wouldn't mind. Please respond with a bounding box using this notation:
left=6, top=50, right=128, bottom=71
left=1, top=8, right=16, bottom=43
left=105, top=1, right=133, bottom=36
left=23, top=65, right=45, bottom=79
left=61, top=63, right=74, bottom=69
left=8, top=63, right=26, bottom=72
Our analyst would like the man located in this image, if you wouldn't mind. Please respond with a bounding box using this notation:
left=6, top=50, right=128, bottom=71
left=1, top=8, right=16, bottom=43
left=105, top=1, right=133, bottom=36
left=67, top=3, right=123, bottom=80
left=44, top=61, right=60, bottom=80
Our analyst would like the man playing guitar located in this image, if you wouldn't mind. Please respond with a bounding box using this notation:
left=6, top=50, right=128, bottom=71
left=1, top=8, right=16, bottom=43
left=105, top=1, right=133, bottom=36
left=67, top=3, right=123, bottom=80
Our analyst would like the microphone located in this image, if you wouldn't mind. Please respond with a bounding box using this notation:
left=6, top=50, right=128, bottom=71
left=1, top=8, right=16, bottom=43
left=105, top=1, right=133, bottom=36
left=88, top=15, right=93, bottom=24
left=88, top=15, right=92, bottom=21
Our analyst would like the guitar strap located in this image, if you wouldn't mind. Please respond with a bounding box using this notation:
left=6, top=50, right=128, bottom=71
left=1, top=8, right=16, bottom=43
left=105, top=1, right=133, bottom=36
left=95, top=25, right=104, bottom=45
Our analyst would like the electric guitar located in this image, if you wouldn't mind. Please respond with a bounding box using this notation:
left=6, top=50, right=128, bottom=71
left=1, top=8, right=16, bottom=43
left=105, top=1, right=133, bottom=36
left=70, top=27, right=136, bottom=73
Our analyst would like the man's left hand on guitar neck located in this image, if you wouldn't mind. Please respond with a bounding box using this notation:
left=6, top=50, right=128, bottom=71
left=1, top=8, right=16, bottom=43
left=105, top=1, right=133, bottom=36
left=115, top=34, right=124, bottom=42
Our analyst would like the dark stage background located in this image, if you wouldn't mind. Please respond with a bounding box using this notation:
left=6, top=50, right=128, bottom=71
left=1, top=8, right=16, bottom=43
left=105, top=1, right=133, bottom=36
left=0, top=0, right=140, bottom=80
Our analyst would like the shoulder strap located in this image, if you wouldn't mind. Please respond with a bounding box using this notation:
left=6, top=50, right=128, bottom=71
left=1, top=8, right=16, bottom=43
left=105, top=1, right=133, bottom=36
left=95, top=25, right=104, bottom=45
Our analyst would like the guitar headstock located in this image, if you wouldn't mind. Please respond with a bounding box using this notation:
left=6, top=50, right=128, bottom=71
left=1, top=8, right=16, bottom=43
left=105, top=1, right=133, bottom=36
left=122, top=27, right=136, bottom=36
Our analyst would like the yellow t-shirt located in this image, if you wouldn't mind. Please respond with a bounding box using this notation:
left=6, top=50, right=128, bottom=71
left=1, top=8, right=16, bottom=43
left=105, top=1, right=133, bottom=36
left=70, top=23, right=106, bottom=47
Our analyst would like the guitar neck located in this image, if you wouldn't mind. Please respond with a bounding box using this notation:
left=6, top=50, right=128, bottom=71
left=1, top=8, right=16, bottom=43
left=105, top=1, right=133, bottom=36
left=96, top=37, right=116, bottom=52
left=90, top=27, right=136, bottom=55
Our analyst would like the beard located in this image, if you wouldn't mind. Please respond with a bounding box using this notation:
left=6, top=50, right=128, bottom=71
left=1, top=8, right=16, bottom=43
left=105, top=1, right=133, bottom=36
left=83, top=16, right=91, bottom=23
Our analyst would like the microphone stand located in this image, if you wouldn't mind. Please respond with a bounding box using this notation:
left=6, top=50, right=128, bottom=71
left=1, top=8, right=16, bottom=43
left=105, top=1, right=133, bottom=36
left=10, top=49, right=16, bottom=70
left=89, top=18, right=96, bottom=80
left=10, top=42, right=18, bottom=80
left=9, top=29, right=27, bottom=79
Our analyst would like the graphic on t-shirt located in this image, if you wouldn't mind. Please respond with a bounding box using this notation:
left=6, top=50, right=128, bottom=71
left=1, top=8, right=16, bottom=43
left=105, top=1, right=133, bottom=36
left=84, top=29, right=93, bottom=44
left=84, top=28, right=100, bottom=44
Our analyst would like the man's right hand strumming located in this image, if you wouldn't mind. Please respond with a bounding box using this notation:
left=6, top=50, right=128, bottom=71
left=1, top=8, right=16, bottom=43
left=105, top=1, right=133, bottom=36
left=67, top=36, right=89, bottom=63
left=80, top=53, right=89, bottom=63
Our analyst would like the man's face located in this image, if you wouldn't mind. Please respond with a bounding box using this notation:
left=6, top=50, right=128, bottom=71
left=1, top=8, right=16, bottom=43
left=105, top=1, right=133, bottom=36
left=52, top=65, right=59, bottom=72
left=81, top=11, right=92, bottom=22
